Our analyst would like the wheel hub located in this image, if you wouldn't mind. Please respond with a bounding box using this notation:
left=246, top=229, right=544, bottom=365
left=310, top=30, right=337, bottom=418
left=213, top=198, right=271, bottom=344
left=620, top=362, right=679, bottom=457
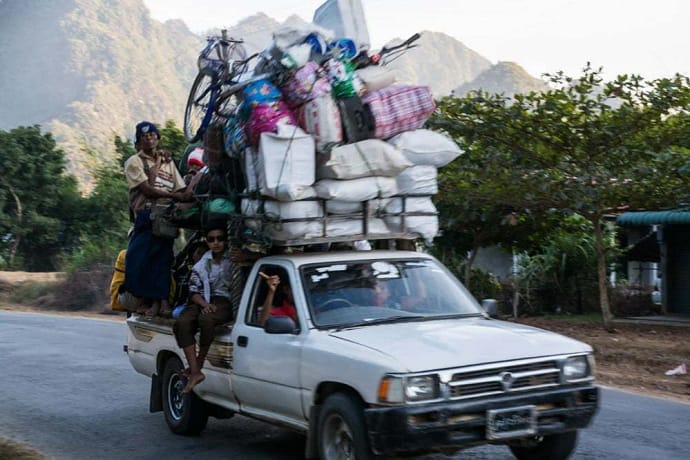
left=168, top=374, right=185, bottom=421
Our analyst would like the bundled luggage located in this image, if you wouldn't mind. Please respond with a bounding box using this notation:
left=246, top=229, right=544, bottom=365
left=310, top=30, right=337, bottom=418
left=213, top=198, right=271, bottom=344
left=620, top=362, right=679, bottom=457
left=190, top=21, right=464, bottom=246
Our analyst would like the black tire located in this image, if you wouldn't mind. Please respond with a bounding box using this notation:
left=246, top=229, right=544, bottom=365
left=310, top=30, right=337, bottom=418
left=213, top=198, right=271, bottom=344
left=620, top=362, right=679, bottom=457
left=161, top=357, right=209, bottom=435
left=318, top=393, right=375, bottom=460
left=184, top=72, right=217, bottom=143
left=509, top=430, right=578, bottom=460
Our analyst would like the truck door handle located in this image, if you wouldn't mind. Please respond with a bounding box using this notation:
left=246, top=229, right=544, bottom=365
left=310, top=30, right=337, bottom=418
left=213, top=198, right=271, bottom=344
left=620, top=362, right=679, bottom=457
left=237, top=336, right=248, bottom=347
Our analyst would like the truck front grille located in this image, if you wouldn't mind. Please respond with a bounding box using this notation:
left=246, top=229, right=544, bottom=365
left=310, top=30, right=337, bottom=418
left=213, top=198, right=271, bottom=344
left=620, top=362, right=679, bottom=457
left=448, top=360, right=561, bottom=399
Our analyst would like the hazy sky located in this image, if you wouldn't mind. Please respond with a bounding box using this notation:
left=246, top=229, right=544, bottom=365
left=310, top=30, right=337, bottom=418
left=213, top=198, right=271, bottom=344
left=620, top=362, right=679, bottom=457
left=143, top=0, right=689, bottom=81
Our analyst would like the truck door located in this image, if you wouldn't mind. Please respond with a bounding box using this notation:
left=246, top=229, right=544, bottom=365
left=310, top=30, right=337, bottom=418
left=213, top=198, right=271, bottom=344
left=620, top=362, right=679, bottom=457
left=230, top=263, right=306, bottom=424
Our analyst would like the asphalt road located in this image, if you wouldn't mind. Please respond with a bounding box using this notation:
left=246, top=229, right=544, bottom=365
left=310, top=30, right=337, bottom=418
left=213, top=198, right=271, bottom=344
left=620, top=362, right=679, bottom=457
left=1, top=311, right=689, bottom=460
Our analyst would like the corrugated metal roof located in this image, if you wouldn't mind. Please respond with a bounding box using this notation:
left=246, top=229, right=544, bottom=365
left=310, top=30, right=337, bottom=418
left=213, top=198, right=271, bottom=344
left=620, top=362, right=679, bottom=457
left=617, top=209, right=690, bottom=226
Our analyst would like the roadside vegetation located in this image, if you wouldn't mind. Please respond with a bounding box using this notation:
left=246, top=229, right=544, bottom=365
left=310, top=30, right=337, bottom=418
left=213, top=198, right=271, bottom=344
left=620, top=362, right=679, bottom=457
left=0, top=438, right=46, bottom=460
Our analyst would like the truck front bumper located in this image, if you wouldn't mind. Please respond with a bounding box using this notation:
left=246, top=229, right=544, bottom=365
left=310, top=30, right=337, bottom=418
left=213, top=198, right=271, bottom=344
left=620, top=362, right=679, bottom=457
left=365, top=385, right=599, bottom=455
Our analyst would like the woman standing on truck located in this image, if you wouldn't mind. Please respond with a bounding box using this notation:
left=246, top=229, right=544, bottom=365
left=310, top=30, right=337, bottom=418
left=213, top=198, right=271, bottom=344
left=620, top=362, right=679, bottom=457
left=124, top=121, right=191, bottom=317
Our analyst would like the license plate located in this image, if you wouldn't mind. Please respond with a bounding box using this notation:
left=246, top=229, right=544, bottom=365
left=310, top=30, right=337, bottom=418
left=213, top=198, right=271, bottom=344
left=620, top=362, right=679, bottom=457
left=486, top=405, right=537, bottom=440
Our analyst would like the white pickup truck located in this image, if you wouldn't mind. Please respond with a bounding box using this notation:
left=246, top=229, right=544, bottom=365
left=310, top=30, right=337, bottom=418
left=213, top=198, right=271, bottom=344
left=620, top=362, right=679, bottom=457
left=126, top=250, right=599, bottom=459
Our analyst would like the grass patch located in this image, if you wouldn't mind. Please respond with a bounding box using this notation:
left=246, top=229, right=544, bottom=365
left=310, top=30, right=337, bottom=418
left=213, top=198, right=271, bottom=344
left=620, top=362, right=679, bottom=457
left=0, top=438, right=46, bottom=459
left=7, top=281, right=59, bottom=304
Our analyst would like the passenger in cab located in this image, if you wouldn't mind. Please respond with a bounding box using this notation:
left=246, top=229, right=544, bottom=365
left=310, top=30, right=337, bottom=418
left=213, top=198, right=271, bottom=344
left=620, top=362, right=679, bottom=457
left=173, top=226, right=236, bottom=393
left=259, top=272, right=297, bottom=325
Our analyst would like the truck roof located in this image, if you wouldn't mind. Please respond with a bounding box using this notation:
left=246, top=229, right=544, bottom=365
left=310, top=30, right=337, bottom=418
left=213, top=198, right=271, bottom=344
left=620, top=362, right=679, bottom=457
left=254, top=250, right=433, bottom=268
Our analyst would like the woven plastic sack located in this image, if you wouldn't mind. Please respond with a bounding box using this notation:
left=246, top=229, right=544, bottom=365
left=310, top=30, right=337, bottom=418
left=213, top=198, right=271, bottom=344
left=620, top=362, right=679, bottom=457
left=384, top=197, right=439, bottom=243
left=388, top=129, right=462, bottom=167
left=316, top=139, right=411, bottom=180
left=297, top=94, right=343, bottom=152
left=396, top=165, right=438, bottom=195
left=315, top=176, right=398, bottom=201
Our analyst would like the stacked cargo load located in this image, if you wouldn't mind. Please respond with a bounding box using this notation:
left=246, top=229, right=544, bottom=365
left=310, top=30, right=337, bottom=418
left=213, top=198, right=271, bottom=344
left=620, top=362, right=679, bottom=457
left=204, top=3, right=462, bottom=249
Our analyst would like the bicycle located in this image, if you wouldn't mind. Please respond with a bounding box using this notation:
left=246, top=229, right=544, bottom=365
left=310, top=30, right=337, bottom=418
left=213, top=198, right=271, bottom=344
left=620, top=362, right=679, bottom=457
left=183, top=29, right=250, bottom=143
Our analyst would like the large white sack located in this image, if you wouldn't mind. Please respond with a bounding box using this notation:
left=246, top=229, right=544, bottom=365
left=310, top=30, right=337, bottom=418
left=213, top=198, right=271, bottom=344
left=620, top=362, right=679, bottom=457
left=273, top=23, right=334, bottom=50
left=325, top=198, right=389, bottom=215
left=241, top=198, right=323, bottom=240
left=396, top=165, right=438, bottom=195
left=385, top=197, right=439, bottom=242
left=322, top=217, right=389, bottom=238
left=297, top=95, right=343, bottom=153
left=243, top=147, right=259, bottom=192
left=315, top=177, right=398, bottom=201
left=245, top=149, right=316, bottom=201
left=356, top=65, right=397, bottom=93
left=257, top=125, right=316, bottom=200
left=317, top=139, right=412, bottom=180
left=388, top=129, right=462, bottom=167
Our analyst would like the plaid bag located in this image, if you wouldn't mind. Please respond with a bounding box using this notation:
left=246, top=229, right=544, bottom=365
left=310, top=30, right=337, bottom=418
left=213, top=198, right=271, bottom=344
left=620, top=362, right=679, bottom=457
left=362, top=85, right=436, bottom=139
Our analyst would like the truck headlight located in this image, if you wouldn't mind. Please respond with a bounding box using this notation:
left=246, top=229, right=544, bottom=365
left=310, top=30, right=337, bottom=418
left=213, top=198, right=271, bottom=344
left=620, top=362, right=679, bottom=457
left=378, top=375, right=439, bottom=404
left=405, top=375, right=440, bottom=401
left=562, top=355, right=590, bottom=381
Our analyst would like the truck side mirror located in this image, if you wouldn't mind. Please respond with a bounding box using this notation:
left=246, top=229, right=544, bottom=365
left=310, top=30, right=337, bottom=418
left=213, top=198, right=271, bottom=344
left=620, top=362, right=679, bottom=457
left=481, top=299, right=498, bottom=317
left=265, top=316, right=299, bottom=334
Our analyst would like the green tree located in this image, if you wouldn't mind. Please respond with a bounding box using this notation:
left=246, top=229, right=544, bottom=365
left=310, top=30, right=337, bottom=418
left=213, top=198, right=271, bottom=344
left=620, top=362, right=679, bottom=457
left=0, top=126, right=82, bottom=270
left=431, top=66, right=690, bottom=327
left=65, top=135, right=134, bottom=270
left=65, top=122, right=188, bottom=270
left=159, top=119, right=188, bottom=165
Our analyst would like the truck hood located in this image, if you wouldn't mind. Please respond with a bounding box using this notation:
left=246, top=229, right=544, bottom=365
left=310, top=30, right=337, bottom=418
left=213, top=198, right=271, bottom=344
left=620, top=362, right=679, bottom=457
left=328, top=318, right=591, bottom=372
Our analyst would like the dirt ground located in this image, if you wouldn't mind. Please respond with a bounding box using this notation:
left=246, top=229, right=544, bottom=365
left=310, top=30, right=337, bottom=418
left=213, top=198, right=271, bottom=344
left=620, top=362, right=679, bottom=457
left=514, top=317, right=690, bottom=404
left=1, top=271, right=689, bottom=404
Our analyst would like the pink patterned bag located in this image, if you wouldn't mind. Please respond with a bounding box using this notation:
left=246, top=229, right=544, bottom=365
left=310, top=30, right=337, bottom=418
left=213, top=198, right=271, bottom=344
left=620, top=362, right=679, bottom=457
left=362, top=85, right=436, bottom=139
left=246, top=101, right=297, bottom=146
left=282, top=61, right=332, bottom=109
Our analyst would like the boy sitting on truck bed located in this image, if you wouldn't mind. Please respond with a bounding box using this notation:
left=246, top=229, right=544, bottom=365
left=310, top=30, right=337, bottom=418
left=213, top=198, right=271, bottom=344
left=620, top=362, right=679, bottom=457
left=173, top=225, right=238, bottom=394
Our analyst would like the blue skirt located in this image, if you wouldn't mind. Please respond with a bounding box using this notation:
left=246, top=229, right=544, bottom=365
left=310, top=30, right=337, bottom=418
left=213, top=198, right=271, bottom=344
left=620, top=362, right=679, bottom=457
left=124, top=209, right=173, bottom=300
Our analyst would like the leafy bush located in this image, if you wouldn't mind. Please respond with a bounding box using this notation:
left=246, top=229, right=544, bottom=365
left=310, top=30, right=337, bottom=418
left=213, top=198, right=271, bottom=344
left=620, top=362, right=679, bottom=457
left=514, top=215, right=606, bottom=315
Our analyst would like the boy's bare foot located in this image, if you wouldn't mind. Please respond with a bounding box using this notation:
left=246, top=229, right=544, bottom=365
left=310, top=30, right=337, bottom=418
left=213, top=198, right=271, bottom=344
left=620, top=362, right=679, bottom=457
left=182, top=372, right=205, bottom=394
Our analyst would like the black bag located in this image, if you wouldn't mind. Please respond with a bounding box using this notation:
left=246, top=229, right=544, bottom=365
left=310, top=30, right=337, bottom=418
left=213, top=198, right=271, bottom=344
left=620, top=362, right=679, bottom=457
left=337, top=95, right=375, bottom=143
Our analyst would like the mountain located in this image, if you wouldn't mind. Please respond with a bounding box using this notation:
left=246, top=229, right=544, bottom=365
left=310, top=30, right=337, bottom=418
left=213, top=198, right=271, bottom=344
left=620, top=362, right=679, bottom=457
left=453, top=61, right=548, bottom=97
left=0, top=0, right=202, bottom=187
left=382, top=31, right=493, bottom=97
left=0, top=0, right=543, bottom=190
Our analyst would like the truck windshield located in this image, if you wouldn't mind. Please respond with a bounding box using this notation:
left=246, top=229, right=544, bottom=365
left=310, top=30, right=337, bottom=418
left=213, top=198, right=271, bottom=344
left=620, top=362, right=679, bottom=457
left=301, top=258, right=484, bottom=328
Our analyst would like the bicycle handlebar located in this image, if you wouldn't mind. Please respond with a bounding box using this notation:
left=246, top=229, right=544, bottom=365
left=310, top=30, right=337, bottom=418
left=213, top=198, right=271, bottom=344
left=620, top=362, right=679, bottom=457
left=379, top=32, right=421, bottom=57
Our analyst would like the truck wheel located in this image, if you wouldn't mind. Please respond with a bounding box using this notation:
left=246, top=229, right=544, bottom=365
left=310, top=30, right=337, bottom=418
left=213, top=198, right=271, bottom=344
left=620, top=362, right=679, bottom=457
left=161, top=357, right=209, bottom=435
left=509, top=430, right=578, bottom=460
left=318, top=393, right=376, bottom=460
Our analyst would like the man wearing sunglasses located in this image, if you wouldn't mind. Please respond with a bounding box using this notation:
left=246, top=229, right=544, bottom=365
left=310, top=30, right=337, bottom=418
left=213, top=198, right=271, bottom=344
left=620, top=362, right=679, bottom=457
left=173, top=226, right=235, bottom=394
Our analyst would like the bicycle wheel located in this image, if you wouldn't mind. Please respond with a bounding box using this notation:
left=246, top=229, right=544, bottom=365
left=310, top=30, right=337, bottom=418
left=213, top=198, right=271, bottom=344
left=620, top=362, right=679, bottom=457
left=184, top=72, right=217, bottom=143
